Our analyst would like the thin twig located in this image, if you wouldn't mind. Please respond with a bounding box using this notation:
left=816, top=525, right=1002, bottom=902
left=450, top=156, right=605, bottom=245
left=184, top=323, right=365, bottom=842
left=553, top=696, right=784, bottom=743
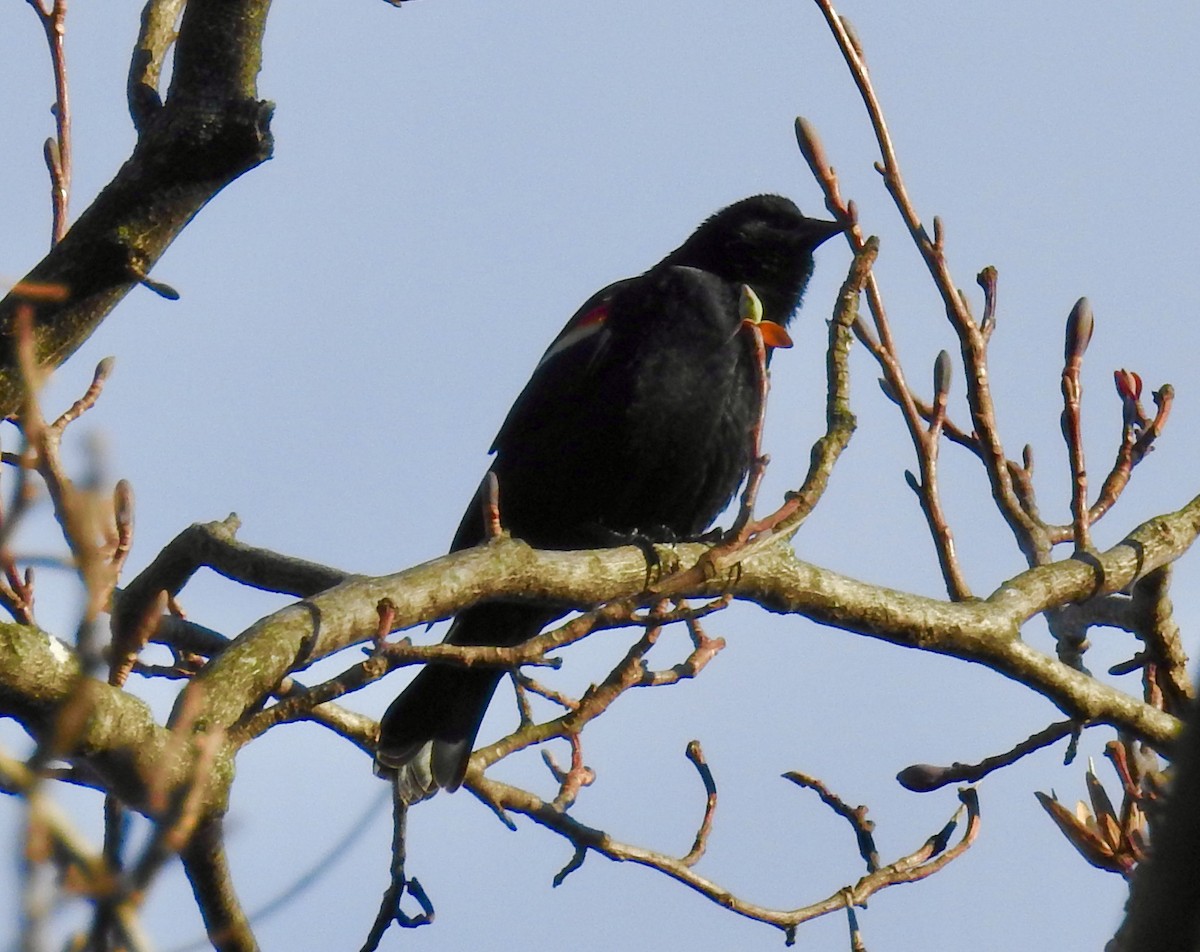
left=694, top=238, right=869, bottom=564
left=795, top=121, right=972, bottom=594
left=466, top=773, right=979, bottom=942
left=897, top=719, right=1079, bottom=792
left=360, top=778, right=433, bottom=952
left=1061, top=298, right=1094, bottom=552
left=680, top=740, right=717, bottom=867
left=543, top=733, right=595, bottom=810
left=729, top=288, right=771, bottom=540
left=482, top=471, right=503, bottom=539
left=804, top=5, right=1052, bottom=568
left=784, top=771, right=879, bottom=872
left=27, top=0, right=72, bottom=245
left=1078, top=373, right=1174, bottom=536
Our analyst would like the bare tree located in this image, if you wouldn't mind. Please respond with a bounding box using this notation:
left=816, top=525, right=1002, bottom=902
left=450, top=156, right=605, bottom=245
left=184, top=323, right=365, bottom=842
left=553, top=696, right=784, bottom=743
left=0, top=2, right=1193, bottom=951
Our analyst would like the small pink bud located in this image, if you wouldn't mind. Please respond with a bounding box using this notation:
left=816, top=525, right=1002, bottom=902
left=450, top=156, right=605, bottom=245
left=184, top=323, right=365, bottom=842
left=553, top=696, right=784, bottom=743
left=1113, top=369, right=1142, bottom=402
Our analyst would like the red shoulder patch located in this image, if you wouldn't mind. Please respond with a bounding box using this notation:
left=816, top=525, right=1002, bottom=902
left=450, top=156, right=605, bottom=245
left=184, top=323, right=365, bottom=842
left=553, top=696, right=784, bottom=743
left=537, top=301, right=609, bottom=369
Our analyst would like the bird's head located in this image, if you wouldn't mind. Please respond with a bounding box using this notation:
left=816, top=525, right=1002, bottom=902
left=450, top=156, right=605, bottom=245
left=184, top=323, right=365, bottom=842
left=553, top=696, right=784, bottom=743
left=668, top=194, right=843, bottom=326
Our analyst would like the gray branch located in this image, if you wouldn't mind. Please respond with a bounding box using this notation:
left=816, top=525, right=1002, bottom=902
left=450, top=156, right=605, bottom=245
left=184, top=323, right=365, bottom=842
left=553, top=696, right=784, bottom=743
left=0, top=0, right=275, bottom=417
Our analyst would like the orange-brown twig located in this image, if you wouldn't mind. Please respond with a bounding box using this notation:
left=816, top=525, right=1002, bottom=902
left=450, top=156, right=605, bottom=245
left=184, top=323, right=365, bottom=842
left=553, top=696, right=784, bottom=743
left=897, top=719, right=1079, bottom=792
left=680, top=740, right=717, bottom=867
left=26, top=0, right=72, bottom=245
left=1060, top=299, right=1094, bottom=552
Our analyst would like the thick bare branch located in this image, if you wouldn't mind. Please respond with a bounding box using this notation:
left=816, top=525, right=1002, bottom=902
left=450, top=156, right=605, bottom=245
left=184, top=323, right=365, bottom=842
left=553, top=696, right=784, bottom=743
left=0, top=0, right=275, bottom=416
left=0, top=621, right=230, bottom=816
left=4, top=483, right=1191, bottom=828
left=180, top=817, right=258, bottom=952
left=177, top=490, right=1200, bottom=751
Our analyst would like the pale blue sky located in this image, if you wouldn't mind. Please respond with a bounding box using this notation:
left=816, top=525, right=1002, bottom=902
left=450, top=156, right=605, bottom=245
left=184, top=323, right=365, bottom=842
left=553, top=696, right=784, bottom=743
left=1, top=2, right=1198, bottom=949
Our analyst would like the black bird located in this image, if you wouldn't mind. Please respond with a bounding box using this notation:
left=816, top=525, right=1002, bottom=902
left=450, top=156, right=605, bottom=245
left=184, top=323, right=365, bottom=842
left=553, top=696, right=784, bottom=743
left=377, top=195, right=842, bottom=801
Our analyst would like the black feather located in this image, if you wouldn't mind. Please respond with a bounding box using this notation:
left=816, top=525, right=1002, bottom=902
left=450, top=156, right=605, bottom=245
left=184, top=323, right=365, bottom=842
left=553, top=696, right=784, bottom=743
left=377, top=195, right=842, bottom=800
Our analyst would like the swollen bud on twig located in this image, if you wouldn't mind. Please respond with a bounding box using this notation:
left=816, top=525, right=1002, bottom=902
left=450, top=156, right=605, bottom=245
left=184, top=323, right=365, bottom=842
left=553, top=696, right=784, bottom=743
left=896, top=764, right=948, bottom=793
left=878, top=377, right=900, bottom=405
left=933, top=350, right=952, bottom=400
left=1114, top=369, right=1143, bottom=430
left=738, top=284, right=791, bottom=351
left=43, top=137, right=62, bottom=176
left=127, top=255, right=181, bottom=300
left=904, top=470, right=920, bottom=494
left=111, top=479, right=134, bottom=568
left=1064, top=298, right=1094, bottom=361
left=113, top=479, right=134, bottom=532
left=138, top=275, right=181, bottom=301
left=794, top=117, right=829, bottom=174
left=977, top=266, right=998, bottom=334
left=1113, top=369, right=1142, bottom=403
left=738, top=285, right=764, bottom=326
left=839, top=15, right=867, bottom=62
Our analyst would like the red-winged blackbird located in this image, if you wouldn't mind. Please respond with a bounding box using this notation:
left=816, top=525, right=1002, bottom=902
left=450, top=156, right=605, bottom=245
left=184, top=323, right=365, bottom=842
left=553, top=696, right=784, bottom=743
left=377, top=195, right=842, bottom=801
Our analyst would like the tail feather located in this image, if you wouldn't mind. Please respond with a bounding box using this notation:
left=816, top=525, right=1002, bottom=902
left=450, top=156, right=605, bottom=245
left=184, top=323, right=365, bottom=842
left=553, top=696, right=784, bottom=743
left=377, top=665, right=503, bottom=801
left=376, top=602, right=559, bottom=803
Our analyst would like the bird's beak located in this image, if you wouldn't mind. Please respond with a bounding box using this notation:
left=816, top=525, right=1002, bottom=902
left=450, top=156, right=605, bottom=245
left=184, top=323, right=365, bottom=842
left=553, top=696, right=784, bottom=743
left=806, top=217, right=847, bottom=248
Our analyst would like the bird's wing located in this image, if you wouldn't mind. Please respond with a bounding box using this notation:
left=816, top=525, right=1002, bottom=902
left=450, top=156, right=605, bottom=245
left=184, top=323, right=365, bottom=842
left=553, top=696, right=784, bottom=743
left=528, top=277, right=635, bottom=375
left=448, top=276, right=636, bottom=553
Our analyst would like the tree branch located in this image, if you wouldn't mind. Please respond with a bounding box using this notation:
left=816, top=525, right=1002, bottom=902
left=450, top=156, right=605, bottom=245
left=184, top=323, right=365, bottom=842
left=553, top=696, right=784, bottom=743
left=180, top=816, right=258, bottom=952
left=465, top=773, right=978, bottom=942
left=0, top=621, right=232, bottom=816
left=0, top=0, right=275, bottom=416
left=176, top=489, right=1199, bottom=749
left=4, top=484, right=1192, bottom=829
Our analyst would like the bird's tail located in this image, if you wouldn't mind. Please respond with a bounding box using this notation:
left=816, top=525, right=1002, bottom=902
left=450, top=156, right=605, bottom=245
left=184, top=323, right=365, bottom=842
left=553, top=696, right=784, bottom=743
left=375, top=601, right=559, bottom=804
left=376, top=664, right=504, bottom=804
